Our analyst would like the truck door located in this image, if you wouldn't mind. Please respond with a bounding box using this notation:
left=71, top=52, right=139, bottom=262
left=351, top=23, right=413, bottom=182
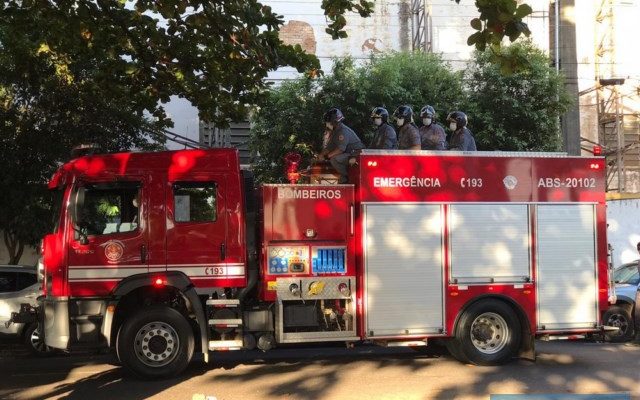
left=165, top=175, right=231, bottom=289
left=67, top=179, right=149, bottom=296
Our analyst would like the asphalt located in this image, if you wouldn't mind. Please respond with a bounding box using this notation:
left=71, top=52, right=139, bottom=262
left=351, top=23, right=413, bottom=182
left=0, top=339, right=639, bottom=400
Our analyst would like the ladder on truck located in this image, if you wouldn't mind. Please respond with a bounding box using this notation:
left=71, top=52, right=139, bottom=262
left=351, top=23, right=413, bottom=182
left=206, top=299, right=244, bottom=351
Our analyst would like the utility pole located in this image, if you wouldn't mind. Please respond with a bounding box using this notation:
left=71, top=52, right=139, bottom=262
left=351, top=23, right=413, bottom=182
left=557, top=0, right=581, bottom=155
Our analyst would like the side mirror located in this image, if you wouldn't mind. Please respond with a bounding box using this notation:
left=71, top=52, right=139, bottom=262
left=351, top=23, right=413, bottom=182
left=71, top=186, right=89, bottom=245
left=71, top=186, right=86, bottom=224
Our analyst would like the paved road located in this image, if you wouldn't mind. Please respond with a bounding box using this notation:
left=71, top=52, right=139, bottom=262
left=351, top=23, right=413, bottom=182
left=0, top=340, right=639, bottom=400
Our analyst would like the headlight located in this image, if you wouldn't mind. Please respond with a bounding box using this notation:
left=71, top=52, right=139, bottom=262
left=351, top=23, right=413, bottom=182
left=37, top=257, right=44, bottom=283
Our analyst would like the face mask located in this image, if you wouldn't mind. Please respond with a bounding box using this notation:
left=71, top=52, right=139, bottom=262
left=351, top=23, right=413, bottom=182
left=423, top=118, right=432, bottom=126
left=325, top=122, right=333, bottom=130
left=374, top=118, right=383, bottom=126
left=396, top=118, right=404, bottom=127
left=449, top=122, right=457, bottom=131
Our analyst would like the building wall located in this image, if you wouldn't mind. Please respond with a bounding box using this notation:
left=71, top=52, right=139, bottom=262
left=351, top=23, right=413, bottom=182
left=607, top=198, right=640, bottom=266
left=266, top=0, right=551, bottom=78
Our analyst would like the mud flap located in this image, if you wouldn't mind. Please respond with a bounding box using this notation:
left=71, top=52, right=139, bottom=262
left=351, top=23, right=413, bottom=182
left=518, top=331, right=536, bottom=361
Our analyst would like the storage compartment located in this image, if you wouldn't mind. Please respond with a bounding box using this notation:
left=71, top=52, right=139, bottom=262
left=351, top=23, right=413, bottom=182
left=449, top=204, right=531, bottom=283
left=363, top=204, right=444, bottom=337
left=536, top=204, right=598, bottom=330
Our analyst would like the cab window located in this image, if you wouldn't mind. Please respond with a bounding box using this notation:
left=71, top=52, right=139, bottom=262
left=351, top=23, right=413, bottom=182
left=16, top=272, right=37, bottom=290
left=0, top=271, right=17, bottom=293
left=75, top=182, right=141, bottom=237
left=173, top=182, right=217, bottom=223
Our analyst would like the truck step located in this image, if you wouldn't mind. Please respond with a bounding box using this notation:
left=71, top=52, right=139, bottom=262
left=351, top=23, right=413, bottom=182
left=208, top=318, right=243, bottom=328
left=206, top=299, right=240, bottom=308
left=208, top=340, right=243, bottom=351
left=378, top=340, right=428, bottom=348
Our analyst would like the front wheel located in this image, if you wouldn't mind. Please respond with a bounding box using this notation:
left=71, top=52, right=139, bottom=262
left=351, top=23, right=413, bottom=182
left=24, top=323, right=52, bottom=356
left=455, top=300, right=521, bottom=365
left=116, top=305, right=194, bottom=379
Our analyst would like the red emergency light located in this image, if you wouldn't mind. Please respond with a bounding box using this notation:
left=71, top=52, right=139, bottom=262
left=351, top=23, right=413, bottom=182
left=593, top=145, right=602, bottom=156
left=284, top=152, right=302, bottom=184
left=154, top=277, right=165, bottom=287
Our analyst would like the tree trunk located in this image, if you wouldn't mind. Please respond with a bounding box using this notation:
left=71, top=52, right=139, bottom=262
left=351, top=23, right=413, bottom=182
left=3, top=230, right=24, bottom=265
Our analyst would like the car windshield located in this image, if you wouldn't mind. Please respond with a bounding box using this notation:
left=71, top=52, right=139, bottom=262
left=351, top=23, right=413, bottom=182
left=614, top=263, right=640, bottom=285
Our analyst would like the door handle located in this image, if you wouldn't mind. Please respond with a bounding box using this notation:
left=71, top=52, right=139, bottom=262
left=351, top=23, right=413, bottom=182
left=140, top=245, right=147, bottom=263
left=220, top=243, right=226, bottom=260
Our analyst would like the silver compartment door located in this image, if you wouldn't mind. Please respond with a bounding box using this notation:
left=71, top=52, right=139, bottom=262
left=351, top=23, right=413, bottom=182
left=536, top=204, right=598, bottom=330
left=364, top=204, right=444, bottom=336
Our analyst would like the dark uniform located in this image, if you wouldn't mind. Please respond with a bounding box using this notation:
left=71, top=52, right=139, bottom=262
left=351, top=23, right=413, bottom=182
left=419, top=123, right=447, bottom=150
left=324, top=123, right=365, bottom=183
left=397, top=123, right=421, bottom=150
left=370, top=124, right=398, bottom=149
left=449, top=127, right=477, bottom=151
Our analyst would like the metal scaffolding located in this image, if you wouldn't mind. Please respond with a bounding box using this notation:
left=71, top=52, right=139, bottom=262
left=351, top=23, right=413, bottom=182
left=411, top=0, right=432, bottom=52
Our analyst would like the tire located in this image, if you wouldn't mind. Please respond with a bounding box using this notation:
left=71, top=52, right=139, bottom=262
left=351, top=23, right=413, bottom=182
left=24, top=323, right=52, bottom=356
left=116, top=305, right=194, bottom=379
left=444, top=337, right=469, bottom=363
left=455, top=299, right=521, bottom=366
left=603, top=305, right=635, bottom=343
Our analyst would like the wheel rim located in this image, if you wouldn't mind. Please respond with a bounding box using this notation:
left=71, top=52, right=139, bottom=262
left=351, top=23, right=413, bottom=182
left=30, top=326, right=47, bottom=353
left=606, top=313, right=629, bottom=336
left=469, top=312, right=510, bottom=354
left=134, top=321, right=180, bottom=368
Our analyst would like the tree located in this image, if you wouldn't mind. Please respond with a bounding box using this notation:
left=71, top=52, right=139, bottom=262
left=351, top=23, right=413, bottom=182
left=251, top=53, right=465, bottom=183
left=0, top=17, right=164, bottom=263
left=465, top=41, right=571, bottom=151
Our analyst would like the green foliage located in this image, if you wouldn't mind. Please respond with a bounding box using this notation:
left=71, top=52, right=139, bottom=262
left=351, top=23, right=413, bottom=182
left=250, top=52, right=465, bottom=182
left=0, top=0, right=320, bottom=127
left=465, top=42, right=572, bottom=151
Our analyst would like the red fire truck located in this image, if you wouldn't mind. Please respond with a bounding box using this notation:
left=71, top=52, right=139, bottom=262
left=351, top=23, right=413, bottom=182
left=15, top=148, right=610, bottom=378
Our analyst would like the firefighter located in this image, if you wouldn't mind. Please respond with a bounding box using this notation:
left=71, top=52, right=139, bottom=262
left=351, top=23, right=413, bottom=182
left=419, top=105, right=446, bottom=150
left=447, top=111, right=477, bottom=151
left=369, top=107, right=398, bottom=149
left=393, top=105, right=421, bottom=150
left=320, top=107, right=365, bottom=184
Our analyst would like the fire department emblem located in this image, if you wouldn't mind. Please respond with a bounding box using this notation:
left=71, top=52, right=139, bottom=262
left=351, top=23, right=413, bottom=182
left=104, top=241, right=124, bottom=263
left=503, top=175, right=518, bottom=190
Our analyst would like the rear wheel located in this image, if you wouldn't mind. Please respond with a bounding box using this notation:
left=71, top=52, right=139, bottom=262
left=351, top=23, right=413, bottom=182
left=116, top=305, right=194, bottom=379
left=603, top=305, right=635, bottom=342
left=455, top=300, right=521, bottom=365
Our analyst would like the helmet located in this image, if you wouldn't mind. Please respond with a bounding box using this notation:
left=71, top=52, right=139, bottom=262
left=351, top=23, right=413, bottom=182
left=370, top=107, right=389, bottom=123
left=323, top=108, right=344, bottom=124
left=420, top=105, right=436, bottom=119
left=392, top=105, right=413, bottom=122
left=446, top=111, right=468, bottom=128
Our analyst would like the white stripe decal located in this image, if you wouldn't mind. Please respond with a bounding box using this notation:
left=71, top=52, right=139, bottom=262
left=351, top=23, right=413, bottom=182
left=69, top=268, right=148, bottom=279
left=166, top=266, right=245, bottom=276
left=68, top=264, right=246, bottom=281
left=69, top=265, right=146, bottom=269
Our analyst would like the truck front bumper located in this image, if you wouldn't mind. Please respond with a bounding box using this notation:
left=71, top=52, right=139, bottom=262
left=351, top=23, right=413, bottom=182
left=42, top=297, right=69, bottom=350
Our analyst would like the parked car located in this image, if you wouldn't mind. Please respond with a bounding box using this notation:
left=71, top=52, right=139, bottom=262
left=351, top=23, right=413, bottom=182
left=0, top=264, right=50, bottom=354
left=603, top=261, right=639, bottom=342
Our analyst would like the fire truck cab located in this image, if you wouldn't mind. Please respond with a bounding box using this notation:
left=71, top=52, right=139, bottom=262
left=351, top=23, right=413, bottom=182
left=25, top=148, right=609, bottom=378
